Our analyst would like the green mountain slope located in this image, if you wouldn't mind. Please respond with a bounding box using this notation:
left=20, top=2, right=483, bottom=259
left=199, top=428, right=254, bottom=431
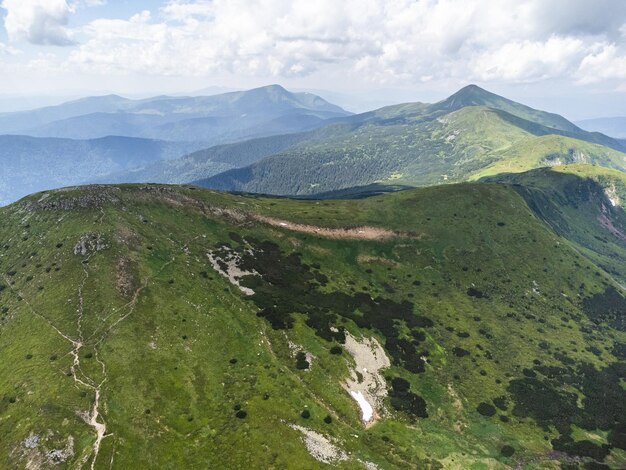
left=199, top=96, right=626, bottom=195
left=484, top=164, right=626, bottom=285
left=0, top=182, right=625, bottom=468
left=99, top=132, right=311, bottom=185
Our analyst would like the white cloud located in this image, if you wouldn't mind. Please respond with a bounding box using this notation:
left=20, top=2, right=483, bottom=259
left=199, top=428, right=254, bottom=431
left=0, top=42, right=19, bottom=55
left=4, top=0, right=626, bottom=88
left=80, top=0, right=107, bottom=6
left=1, top=0, right=76, bottom=46
left=578, top=43, right=626, bottom=83
left=471, top=37, right=587, bottom=82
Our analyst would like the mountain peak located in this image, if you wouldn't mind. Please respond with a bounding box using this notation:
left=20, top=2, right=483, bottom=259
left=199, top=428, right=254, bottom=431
left=248, top=84, right=290, bottom=95
left=233, top=84, right=347, bottom=114
left=437, top=84, right=503, bottom=110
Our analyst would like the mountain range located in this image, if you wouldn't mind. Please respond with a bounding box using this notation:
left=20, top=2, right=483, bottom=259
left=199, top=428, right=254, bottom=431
left=2, top=84, right=625, bottom=205
left=0, top=85, right=351, bottom=205
left=197, top=85, right=626, bottom=195
left=85, top=85, right=626, bottom=201
left=0, top=83, right=625, bottom=468
left=0, top=85, right=349, bottom=142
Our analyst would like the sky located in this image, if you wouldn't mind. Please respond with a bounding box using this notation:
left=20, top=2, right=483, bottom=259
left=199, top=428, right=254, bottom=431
left=0, top=0, right=625, bottom=118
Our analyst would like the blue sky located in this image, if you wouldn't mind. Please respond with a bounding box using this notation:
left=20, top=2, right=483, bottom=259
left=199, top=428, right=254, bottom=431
left=0, top=1, right=625, bottom=119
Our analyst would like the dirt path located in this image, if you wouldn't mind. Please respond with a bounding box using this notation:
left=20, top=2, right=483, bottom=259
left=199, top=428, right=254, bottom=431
left=253, top=215, right=407, bottom=240
left=72, top=257, right=109, bottom=470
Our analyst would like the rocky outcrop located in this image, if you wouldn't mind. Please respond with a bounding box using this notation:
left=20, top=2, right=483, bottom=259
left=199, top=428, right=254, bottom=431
left=73, top=234, right=108, bottom=256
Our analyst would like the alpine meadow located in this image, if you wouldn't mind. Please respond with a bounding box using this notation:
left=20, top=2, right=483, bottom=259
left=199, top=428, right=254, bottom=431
left=0, top=1, right=625, bottom=469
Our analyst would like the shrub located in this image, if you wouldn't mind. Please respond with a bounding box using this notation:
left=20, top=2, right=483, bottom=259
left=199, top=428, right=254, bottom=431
left=301, top=409, right=310, bottom=419
left=467, top=287, right=485, bottom=298
left=476, top=402, right=496, bottom=417
left=500, top=445, right=515, bottom=457
left=324, top=415, right=332, bottom=424
left=330, top=346, right=342, bottom=355
left=295, top=352, right=310, bottom=370
left=452, top=347, right=470, bottom=357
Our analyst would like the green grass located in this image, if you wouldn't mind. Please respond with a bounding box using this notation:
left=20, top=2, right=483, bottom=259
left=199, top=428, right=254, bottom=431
left=0, top=180, right=624, bottom=468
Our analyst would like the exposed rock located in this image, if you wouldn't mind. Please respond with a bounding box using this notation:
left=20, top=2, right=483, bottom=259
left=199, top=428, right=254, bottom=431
left=604, top=184, right=621, bottom=207
left=20, top=186, right=121, bottom=212
left=45, top=436, right=74, bottom=464
left=116, top=256, right=138, bottom=299
left=73, top=233, right=108, bottom=256
left=343, top=332, right=391, bottom=426
left=288, top=424, right=348, bottom=464
left=22, top=433, right=39, bottom=449
left=207, top=247, right=258, bottom=295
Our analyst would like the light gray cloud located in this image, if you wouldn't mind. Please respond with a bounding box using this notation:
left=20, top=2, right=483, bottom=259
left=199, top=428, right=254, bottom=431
left=1, top=0, right=76, bottom=46
left=526, top=0, right=626, bottom=38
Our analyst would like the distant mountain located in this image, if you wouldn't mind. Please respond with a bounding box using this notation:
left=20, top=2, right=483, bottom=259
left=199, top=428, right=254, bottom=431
left=196, top=85, right=626, bottom=196
left=434, top=85, right=582, bottom=133
left=0, top=135, right=204, bottom=205
left=577, top=116, right=626, bottom=138
left=99, top=132, right=311, bottom=185
left=0, top=85, right=351, bottom=143
left=0, top=95, right=132, bottom=134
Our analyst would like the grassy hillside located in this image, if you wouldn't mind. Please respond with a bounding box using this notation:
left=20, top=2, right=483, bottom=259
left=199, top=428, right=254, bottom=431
left=484, top=164, right=626, bottom=286
left=0, top=181, right=624, bottom=468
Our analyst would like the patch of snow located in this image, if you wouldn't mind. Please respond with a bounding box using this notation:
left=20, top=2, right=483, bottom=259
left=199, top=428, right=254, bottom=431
left=350, top=391, right=374, bottom=422
left=604, top=184, right=621, bottom=207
